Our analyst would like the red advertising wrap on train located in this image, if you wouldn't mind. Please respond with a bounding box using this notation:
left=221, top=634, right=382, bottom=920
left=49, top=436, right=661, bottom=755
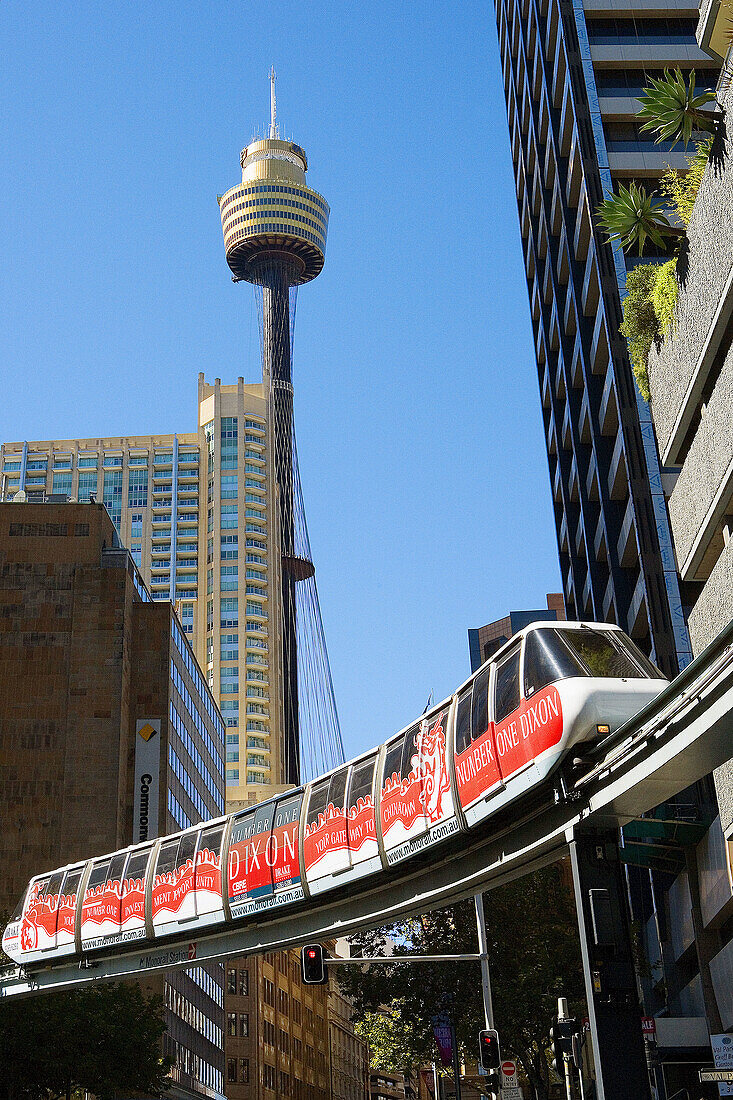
left=380, top=708, right=459, bottom=866
left=3, top=624, right=671, bottom=970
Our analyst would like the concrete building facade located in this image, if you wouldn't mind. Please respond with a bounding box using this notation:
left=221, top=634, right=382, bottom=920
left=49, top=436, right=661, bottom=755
left=645, top=65, right=733, bottom=1040
left=0, top=501, right=227, bottom=1098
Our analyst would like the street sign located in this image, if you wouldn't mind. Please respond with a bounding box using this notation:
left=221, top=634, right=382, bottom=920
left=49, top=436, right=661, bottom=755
left=711, top=1035, right=733, bottom=1068
left=641, top=1017, right=656, bottom=1035
left=500, top=1088, right=523, bottom=1100
left=711, top=1036, right=733, bottom=1098
left=699, top=1070, right=733, bottom=1083
left=501, top=1061, right=517, bottom=1079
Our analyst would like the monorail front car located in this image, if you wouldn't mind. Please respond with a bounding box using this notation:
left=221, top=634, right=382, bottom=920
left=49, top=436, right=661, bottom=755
left=3, top=622, right=667, bottom=965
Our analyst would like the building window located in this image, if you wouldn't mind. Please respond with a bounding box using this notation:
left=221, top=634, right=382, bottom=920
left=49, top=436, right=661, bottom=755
left=52, top=472, right=72, bottom=495
left=227, top=1012, right=237, bottom=1037
left=128, top=468, right=148, bottom=509
left=239, top=969, right=249, bottom=996
left=78, top=471, right=98, bottom=501
left=226, top=768, right=239, bottom=787
left=227, top=1058, right=237, bottom=1083
left=227, top=968, right=237, bottom=995
left=239, top=1012, right=249, bottom=1037
left=240, top=1059, right=249, bottom=1084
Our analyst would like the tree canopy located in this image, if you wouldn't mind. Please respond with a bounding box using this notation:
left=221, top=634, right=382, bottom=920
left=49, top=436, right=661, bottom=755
left=0, top=980, right=172, bottom=1100
left=339, top=864, right=585, bottom=1100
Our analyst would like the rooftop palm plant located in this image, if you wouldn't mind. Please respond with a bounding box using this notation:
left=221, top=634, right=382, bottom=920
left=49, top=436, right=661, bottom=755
left=596, top=181, right=683, bottom=255
left=637, top=68, right=722, bottom=149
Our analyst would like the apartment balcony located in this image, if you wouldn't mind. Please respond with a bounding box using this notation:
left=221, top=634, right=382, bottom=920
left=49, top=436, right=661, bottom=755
left=608, top=431, right=628, bottom=500
left=566, top=132, right=583, bottom=208
left=589, top=42, right=710, bottom=68
left=599, top=368, right=619, bottom=435
left=628, top=570, right=648, bottom=637
left=617, top=496, right=638, bottom=567
left=578, top=389, right=591, bottom=443
left=581, top=241, right=600, bottom=316
left=594, top=512, right=608, bottom=561
left=590, top=308, right=610, bottom=376
left=586, top=450, right=600, bottom=502
left=584, top=0, right=698, bottom=12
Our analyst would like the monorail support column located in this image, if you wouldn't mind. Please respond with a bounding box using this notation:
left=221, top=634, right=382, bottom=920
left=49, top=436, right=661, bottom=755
left=569, top=826, right=651, bottom=1100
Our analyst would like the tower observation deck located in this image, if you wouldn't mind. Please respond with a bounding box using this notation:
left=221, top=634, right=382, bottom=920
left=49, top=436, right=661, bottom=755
left=219, top=71, right=332, bottom=787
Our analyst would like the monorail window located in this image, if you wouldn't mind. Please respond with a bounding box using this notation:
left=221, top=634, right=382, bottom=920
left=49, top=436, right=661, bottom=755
left=561, top=629, right=645, bottom=679
left=176, top=831, right=198, bottom=874
left=382, top=736, right=403, bottom=787
left=494, top=646, right=521, bottom=725
left=8, top=891, right=27, bottom=923
left=86, top=859, right=111, bottom=893
left=124, top=847, right=152, bottom=889
left=307, top=781, right=329, bottom=829
left=61, top=868, right=83, bottom=898
left=197, top=824, right=224, bottom=867
left=400, top=726, right=420, bottom=780
left=328, top=768, right=349, bottom=814
left=523, top=630, right=584, bottom=697
left=620, top=635, right=664, bottom=678
left=348, top=756, right=376, bottom=813
left=155, top=839, right=180, bottom=879
left=45, top=871, right=65, bottom=902
left=471, top=666, right=491, bottom=744
left=107, top=853, right=127, bottom=888
left=454, top=689, right=472, bottom=757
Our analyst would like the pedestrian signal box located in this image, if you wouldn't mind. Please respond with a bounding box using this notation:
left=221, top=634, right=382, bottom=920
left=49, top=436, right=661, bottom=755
left=478, top=1029, right=501, bottom=1071
left=301, top=944, right=328, bottom=984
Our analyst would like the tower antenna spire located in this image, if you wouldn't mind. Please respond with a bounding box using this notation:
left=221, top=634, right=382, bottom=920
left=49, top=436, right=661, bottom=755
left=269, top=66, right=278, bottom=138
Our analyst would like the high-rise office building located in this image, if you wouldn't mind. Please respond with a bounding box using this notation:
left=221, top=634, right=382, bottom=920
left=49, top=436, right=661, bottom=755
left=492, top=0, right=720, bottom=676
left=0, top=501, right=226, bottom=1099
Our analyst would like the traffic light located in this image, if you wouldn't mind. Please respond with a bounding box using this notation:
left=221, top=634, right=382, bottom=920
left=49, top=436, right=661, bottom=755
left=550, top=1018, right=578, bottom=1073
left=301, top=944, right=328, bottom=984
left=478, top=1028, right=501, bottom=1071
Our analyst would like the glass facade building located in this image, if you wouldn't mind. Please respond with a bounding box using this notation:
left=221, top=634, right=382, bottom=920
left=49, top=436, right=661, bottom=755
left=491, top=0, right=716, bottom=675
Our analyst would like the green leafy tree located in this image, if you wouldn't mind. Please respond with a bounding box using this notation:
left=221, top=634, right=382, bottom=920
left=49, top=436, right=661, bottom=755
left=660, top=138, right=712, bottom=226
left=619, top=264, right=661, bottom=401
left=637, top=69, right=721, bottom=149
left=339, top=865, right=584, bottom=1100
left=596, top=181, right=683, bottom=256
left=0, top=981, right=172, bottom=1100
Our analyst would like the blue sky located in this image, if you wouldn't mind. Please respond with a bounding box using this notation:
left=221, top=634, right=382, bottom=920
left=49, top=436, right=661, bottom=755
left=0, top=1, right=561, bottom=760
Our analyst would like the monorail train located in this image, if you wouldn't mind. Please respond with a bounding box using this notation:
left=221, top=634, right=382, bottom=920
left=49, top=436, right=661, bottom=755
left=3, top=621, right=668, bottom=966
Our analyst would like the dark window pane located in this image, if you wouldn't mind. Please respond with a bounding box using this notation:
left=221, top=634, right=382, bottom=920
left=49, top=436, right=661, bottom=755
left=454, top=689, right=472, bottom=756
left=471, top=666, right=491, bottom=743
left=328, top=768, right=348, bottom=812
left=494, top=648, right=521, bottom=724
left=562, top=629, right=644, bottom=678
left=307, top=781, right=329, bottom=828
left=348, top=756, right=375, bottom=811
left=523, top=630, right=584, bottom=696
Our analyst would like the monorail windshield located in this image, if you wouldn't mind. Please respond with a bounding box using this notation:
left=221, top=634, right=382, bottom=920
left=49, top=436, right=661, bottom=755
left=523, top=627, right=661, bottom=698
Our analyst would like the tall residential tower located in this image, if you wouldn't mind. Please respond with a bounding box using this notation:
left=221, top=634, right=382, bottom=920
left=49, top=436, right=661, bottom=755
left=492, top=0, right=718, bottom=675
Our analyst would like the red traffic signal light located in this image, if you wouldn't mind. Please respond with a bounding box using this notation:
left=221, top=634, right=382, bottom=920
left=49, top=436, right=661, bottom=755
left=478, top=1028, right=501, bottom=1071
left=301, top=944, right=328, bottom=984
